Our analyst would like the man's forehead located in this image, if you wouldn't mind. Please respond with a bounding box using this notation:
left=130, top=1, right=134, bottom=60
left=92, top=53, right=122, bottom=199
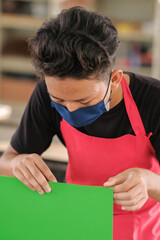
left=45, top=74, right=108, bottom=103
left=47, top=90, right=95, bottom=102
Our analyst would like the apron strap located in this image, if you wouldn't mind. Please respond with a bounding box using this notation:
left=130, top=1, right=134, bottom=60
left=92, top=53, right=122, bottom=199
left=121, top=76, right=147, bottom=136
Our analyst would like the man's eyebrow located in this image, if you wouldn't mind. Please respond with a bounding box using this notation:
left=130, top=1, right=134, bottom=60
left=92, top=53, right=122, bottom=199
left=48, top=92, right=92, bottom=102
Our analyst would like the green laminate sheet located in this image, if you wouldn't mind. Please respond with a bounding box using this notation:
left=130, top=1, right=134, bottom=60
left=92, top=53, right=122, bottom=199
left=0, top=176, right=113, bottom=240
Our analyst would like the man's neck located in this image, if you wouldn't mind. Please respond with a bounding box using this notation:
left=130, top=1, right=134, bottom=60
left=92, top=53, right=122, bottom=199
left=110, top=74, right=130, bottom=109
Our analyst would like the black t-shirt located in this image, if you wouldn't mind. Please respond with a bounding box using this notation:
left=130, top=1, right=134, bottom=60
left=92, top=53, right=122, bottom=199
left=10, top=71, right=160, bottom=164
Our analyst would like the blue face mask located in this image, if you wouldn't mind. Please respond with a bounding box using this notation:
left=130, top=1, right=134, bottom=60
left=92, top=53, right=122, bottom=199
left=50, top=76, right=112, bottom=128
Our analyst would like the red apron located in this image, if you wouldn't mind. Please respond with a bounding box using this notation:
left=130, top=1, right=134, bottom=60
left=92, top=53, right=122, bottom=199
left=60, top=76, right=160, bottom=239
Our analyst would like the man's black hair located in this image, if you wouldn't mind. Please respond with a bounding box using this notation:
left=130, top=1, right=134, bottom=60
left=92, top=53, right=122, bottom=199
left=28, top=6, right=120, bottom=81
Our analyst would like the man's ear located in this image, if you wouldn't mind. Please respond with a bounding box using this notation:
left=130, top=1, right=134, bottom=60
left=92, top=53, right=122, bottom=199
left=111, top=69, right=123, bottom=91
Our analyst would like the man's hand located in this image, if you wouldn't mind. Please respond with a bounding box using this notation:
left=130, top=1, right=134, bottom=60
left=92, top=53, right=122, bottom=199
left=11, top=153, right=57, bottom=195
left=103, top=168, right=149, bottom=211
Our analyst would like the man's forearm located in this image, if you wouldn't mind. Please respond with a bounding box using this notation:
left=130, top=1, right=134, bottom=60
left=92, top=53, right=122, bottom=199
left=0, top=152, right=17, bottom=177
left=143, top=169, right=160, bottom=202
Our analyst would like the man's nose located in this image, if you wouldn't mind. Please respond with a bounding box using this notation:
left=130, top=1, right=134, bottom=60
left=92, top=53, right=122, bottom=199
left=65, top=102, right=81, bottom=112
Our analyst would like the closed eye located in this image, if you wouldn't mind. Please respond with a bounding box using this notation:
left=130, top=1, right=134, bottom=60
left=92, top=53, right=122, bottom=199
left=53, top=98, right=91, bottom=105
left=56, top=101, right=91, bottom=105
left=79, top=100, right=92, bottom=105
left=50, top=94, right=94, bottom=106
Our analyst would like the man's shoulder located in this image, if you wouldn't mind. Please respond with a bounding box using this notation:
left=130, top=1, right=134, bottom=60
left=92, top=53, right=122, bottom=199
left=33, top=79, right=49, bottom=103
left=129, top=72, right=160, bottom=90
left=36, top=79, right=47, bottom=93
left=125, top=71, right=160, bottom=100
left=126, top=72, right=160, bottom=113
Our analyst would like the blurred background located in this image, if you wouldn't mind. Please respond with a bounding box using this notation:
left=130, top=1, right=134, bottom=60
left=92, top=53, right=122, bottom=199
left=0, top=0, right=160, bottom=181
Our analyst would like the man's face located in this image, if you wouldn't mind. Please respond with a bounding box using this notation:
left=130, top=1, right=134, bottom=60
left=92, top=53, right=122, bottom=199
left=45, top=76, right=111, bottom=112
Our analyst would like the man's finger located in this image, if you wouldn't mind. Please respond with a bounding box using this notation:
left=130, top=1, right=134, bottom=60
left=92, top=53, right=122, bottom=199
left=26, top=161, right=52, bottom=193
left=21, top=164, right=46, bottom=194
left=121, top=197, right=147, bottom=211
left=13, top=168, right=36, bottom=192
left=113, top=173, right=138, bottom=193
left=33, top=154, right=57, bottom=182
left=114, top=192, right=143, bottom=206
left=103, top=172, right=127, bottom=187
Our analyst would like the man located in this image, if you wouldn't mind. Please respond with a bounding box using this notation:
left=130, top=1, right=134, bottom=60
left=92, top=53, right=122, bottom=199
left=0, top=6, right=160, bottom=239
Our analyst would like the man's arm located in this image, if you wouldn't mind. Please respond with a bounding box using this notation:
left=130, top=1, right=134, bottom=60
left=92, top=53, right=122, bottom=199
left=144, top=168, right=160, bottom=202
left=103, top=167, right=160, bottom=211
left=0, top=144, right=19, bottom=176
left=0, top=144, right=57, bottom=194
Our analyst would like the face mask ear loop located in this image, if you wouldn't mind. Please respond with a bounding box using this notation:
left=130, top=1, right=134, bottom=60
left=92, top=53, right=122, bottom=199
left=103, top=73, right=112, bottom=111
left=108, top=90, right=112, bottom=102
left=105, top=89, right=112, bottom=110
left=103, top=72, right=112, bottom=101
